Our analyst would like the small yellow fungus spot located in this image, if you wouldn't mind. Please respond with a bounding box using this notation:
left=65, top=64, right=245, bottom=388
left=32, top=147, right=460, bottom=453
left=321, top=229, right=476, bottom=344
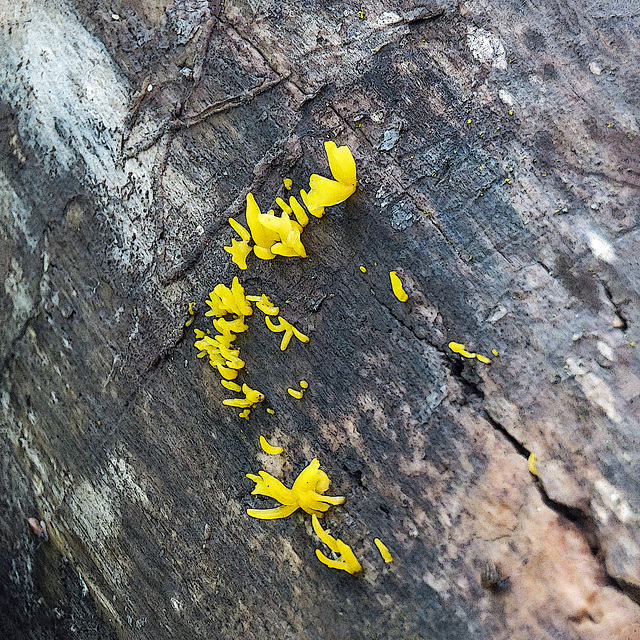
left=509, top=109, right=514, bottom=115
left=221, top=380, right=242, bottom=392
left=359, top=266, right=367, bottom=273
left=475, top=354, right=492, bottom=364
left=300, top=380, right=309, bottom=389
left=239, top=409, right=251, bottom=420
left=185, top=302, right=196, bottom=326
left=246, top=294, right=279, bottom=316
left=312, top=515, right=363, bottom=574
left=528, top=453, right=538, bottom=476
left=492, top=348, right=499, bottom=357
left=283, top=178, right=293, bottom=190
left=448, top=342, right=476, bottom=358
left=504, top=178, right=511, bottom=184
left=304, top=142, right=357, bottom=211
left=246, top=458, right=345, bottom=519
left=467, top=118, right=472, bottom=124
left=223, top=384, right=265, bottom=408
left=288, top=388, right=304, bottom=399
left=373, top=537, right=394, bottom=563
left=358, top=10, right=364, bottom=19
left=266, top=408, right=275, bottom=415
left=260, top=435, right=283, bottom=455
left=266, top=316, right=310, bottom=350
left=389, top=271, right=408, bottom=302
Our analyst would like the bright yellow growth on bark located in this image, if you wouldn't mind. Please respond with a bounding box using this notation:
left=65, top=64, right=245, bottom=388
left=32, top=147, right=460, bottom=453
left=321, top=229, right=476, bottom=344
left=246, top=459, right=345, bottom=520
left=260, top=435, right=283, bottom=455
left=389, top=271, right=408, bottom=302
left=266, top=316, right=310, bottom=351
left=373, top=537, right=394, bottom=563
left=312, top=514, right=362, bottom=574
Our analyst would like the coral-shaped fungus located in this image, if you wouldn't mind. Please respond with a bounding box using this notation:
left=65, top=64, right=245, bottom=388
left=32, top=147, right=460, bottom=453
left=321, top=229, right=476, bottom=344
left=302, top=141, right=357, bottom=213
left=225, top=141, right=357, bottom=268
left=204, top=277, right=253, bottom=318
left=266, top=316, right=309, bottom=351
left=312, top=514, right=362, bottom=574
left=246, top=458, right=345, bottom=520
left=224, top=218, right=253, bottom=270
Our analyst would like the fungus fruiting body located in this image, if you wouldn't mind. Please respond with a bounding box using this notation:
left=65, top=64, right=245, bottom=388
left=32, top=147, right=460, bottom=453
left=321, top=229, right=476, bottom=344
left=266, top=316, right=310, bottom=351
left=448, top=341, right=492, bottom=364
left=389, top=271, right=408, bottom=302
left=246, top=458, right=345, bottom=520
left=312, top=514, right=362, bottom=574
left=374, top=537, right=394, bottom=563
left=223, top=383, right=265, bottom=408
left=304, top=142, right=357, bottom=211
left=528, top=453, right=538, bottom=476
left=260, top=435, right=283, bottom=455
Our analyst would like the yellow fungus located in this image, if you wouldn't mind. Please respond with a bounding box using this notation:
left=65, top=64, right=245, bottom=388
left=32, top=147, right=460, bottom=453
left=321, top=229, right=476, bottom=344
left=224, top=218, right=253, bottom=269
left=359, top=266, right=367, bottom=273
left=185, top=302, right=196, bottom=326
left=266, top=408, right=275, bottom=415
left=289, top=196, right=309, bottom=227
left=475, top=354, right=492, bottom=364
left=492, top=348, right=499, bottom=356
left=258, top=209, right=306, bottom=258
left=448, top=342, right=476, bottom=359
left=288, top=388, right=304, bottom=399
left=245, top=193, right=279, bottom=260
left=221, top=380, right=242, bottom=392
left=194, top=329, right=244, bottom=379
left=260, top=435, right=283, bottom=455
left=304, top=142, right=357, bottom=211
left=205, top=277, right=253, bottom=318
left=283, top=178, right=293, bottom=190
left=300, top=188, right=325, bottom=219
left=224, top=238, right=252, bottom=270
left=300, top=380, right=309, bottom=389
left=246, top=294, right=279, bottom=316
left=373, top=537, right=394, bottom=563
left=246, top=458, right=345, bottom=519
left=228, top=217, right=251, bottom=241
left=275, top=197, right=292, bottom=215
left=239, top=409, right=251, bottom=420
left=528, top=453, right=538, bottom=476
left=223, top=383, right=265, bottom=409
left=312, top=514, right=362, bottom=574
left=390, top=271, right=408, bottom=302
left=266, top=316, right=310, bottom=350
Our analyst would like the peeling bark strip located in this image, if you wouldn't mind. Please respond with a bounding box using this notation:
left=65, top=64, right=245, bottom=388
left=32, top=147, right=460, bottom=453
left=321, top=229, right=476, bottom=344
left=2, top=0, right=640, bottom=639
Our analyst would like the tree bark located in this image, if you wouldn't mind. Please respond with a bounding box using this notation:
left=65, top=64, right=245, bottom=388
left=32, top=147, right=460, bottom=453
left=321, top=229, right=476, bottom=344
left=1, top=0, right=640, bottom=638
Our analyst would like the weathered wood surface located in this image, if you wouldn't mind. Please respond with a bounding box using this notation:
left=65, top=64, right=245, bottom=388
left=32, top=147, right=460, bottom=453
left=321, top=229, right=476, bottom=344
left=2, top=0, right=640, bottom=638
